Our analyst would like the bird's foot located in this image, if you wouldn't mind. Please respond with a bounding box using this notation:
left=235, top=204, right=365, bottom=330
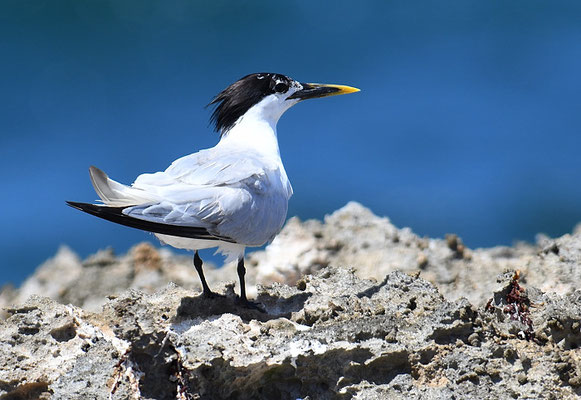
left=236, top=297, right=266, bottom=313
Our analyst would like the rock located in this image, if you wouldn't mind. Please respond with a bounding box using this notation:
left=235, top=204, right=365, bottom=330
left=0, top=243, right=218, bottom=315
left=1, top=267, right=580, bottom=399
left=250, top=202, right=581, bottom=305
left=3, top=202, right=580, bottom=311
left=0, top=296, right=135, bottom=400
left=1, top=202, right=581, bottom=399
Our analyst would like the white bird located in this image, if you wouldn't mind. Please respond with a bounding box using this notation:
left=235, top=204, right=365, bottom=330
left=67, top=72, right=359, bottom=307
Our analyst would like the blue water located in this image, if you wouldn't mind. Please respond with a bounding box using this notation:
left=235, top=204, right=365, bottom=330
left=1, top=1, right=581, bottom=286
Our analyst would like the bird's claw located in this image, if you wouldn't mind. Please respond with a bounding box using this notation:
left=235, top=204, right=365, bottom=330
left=236, top=298, right=266, bottom=313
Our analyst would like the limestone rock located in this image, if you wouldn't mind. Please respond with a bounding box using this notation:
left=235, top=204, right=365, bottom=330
left=1, top=268, right=579, bottom=399
left=1, top=202, right=581, bottom=399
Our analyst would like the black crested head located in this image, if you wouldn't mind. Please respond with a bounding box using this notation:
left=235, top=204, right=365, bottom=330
left=208, top=73, right=293, bottom=135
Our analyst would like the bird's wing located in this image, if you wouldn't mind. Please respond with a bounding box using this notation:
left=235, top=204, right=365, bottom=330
left=119, top=147, right=285, bottom=243
left=122, top=185, right=252, bottom=229
left=66, top=201, right=234, bottom=242
left=132, top=147, right=273, bottom=189
left=85, top=146, right=289, bottom=244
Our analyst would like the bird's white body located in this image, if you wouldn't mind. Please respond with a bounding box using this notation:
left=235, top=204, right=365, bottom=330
left=90, top=92, right=297, bottom=262
left=70, top=72, right=358, bottom=303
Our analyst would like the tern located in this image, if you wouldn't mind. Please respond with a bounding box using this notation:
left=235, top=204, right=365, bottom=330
left=67, top=72, right=359, bottom=307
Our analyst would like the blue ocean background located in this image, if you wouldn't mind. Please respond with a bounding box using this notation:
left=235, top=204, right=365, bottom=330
left=1, top=1, right=580, bottom=286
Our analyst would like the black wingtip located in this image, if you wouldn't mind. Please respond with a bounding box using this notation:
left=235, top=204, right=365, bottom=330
left=66, top=201, right=101, bottom=214
left=66, top=201, right=84, bottom=210
left=65, top=201, right=235, bottom=243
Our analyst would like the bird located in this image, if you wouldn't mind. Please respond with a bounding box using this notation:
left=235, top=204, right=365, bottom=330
left=67, top=72, right=359, bottom=307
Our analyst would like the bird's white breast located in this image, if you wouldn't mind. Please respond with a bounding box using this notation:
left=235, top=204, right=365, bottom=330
left=213, top=100, right=293, bottom=245
left=131, top=93, right=294, bottom=252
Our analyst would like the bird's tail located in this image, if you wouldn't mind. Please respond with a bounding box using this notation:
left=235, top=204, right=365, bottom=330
left=89, top=166, right=157, bottom=207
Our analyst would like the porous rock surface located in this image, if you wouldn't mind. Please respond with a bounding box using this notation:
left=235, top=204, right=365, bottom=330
left=249, top=202, right=581, bottom=306
left=1, top=202, right=580, bottom=399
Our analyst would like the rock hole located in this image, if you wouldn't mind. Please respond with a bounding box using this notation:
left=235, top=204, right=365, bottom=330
left=17, top=326, right=39, bottom=336
left=50, top=322, right=77, bottom=342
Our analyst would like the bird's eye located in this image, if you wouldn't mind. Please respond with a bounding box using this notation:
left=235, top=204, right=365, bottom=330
left=274, top=82, right=289, bottom=93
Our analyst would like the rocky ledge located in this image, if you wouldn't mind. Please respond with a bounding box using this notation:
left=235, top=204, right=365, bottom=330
left=1, top=202, right=580, bottom=399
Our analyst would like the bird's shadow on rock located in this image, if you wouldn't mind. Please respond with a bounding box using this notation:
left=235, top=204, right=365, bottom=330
left=174, top=283, right=311, bottom=323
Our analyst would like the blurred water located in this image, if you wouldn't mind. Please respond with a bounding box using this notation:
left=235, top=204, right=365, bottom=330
left=1, top=1, right=580, bottom=285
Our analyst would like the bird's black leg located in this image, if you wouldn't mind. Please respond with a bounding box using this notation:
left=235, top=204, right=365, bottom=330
left=236, top=257, right=264, bottom=311
left=193, top=251, right=214, bottom=297
left=237, top=257, right=248, bottom=303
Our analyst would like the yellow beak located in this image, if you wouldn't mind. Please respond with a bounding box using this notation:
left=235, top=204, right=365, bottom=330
left=287, top=83, right=360, bottom=100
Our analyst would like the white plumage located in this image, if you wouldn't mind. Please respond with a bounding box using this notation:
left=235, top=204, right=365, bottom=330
left=69, top=72, right=358, bottom=305
left=90, top=92, right=294, bottom=262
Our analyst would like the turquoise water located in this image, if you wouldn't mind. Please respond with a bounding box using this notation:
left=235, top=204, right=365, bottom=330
left=1, top=1, right=581, bottom=285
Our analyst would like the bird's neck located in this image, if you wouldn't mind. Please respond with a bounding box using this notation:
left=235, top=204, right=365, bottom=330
left=218, top=108, right=282, bottom=159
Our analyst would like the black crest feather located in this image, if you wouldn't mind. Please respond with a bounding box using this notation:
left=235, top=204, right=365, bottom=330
left=208, top=73, right=292, bottom=135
